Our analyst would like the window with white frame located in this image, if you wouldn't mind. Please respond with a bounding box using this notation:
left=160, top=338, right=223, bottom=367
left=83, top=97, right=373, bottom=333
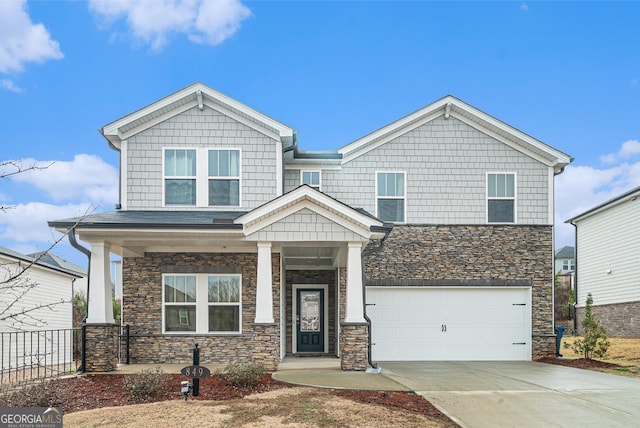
left=487, top=173, right=516, bottom=223
left=208, top=149, right=240, bottom=206
left=562, top=259, right=575, bottom=272
left=376, top=172, right=405, bottom=223
left=301, top=171, right=321, bottom=190
left=163, top=148, right=241, bottom=207
left=163, top=275, right=197, bottom=332
left=164, top=149, right=197, bottom=206
left=163, top=273, right=242, bottom=334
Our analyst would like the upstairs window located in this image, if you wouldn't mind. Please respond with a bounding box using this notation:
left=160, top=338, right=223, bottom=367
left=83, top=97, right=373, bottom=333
left=376, top=172, right=406, bottom=223
left=164, top=149, right=196, bottom=206
left=487, top=173, right=516, bottom=223
left=562, top=259, right=575, bottom=272
left=208, top=150, right=240, bottom=206
left=301, top=171, right=321, bottom=191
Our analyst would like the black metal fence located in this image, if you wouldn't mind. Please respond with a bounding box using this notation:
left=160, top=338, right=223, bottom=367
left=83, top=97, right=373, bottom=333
left=0, top=328, right=80, bottom=385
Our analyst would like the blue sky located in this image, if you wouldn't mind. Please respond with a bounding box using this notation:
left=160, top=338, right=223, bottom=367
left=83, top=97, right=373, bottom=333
left=1, top=0, right=639, bottom=267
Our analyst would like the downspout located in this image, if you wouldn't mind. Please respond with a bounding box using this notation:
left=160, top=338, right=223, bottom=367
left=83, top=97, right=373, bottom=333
left=361, top=226, right=392, bottom=371
left=569, top=220, right=578, bottom=331
left=282, top=131, right=298, bottom=194
left=68, top=226, right=91, bottom=373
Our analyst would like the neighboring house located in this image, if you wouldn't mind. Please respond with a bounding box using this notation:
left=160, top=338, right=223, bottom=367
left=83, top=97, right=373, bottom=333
left=49, top=83, right=572, bottom=372
left=554, top=246, right=575, bottom=274
left=0, top=247, right=84, bottom=371
left=567, top=186, right=640, bottom=337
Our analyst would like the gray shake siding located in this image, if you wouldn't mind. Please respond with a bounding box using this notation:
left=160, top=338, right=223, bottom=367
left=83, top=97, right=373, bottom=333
left=286, top=116, right=550, bottom=225
left=125, top=105, right=278, bottom=210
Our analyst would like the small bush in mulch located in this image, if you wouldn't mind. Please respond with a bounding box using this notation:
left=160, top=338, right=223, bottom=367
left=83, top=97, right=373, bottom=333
left=217, top=361, right=267, bottom=388
left=0, top=378, right=64, bottom=408
left=122, top=366, right=167, bottom=402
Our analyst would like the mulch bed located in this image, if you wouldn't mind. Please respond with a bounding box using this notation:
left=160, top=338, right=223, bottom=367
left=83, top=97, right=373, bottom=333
left=537, top=357, right=621, bottom=370
left=59, top=373, right=443, bottom=419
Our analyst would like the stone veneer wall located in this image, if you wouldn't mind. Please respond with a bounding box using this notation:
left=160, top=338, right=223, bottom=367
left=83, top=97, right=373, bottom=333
left=337, top=266, right=370, bottom=370
left=340, top=323, right=368, bottom=371
left=122, top=252, right=281, bottom=370
left=285, top=270, right=337, bottom=354
left=83, top=323, right=119, bottom=372
left=365, top=225, right=556, bottom=360
left=576, top=301, right=640, bottom=338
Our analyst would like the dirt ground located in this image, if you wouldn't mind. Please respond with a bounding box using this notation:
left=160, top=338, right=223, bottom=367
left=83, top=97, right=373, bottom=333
left=60, top=373, right=458, bottom=428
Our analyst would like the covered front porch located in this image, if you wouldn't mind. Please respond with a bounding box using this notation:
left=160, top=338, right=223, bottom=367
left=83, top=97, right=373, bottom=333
left=50, top=186, right=388, bottom=372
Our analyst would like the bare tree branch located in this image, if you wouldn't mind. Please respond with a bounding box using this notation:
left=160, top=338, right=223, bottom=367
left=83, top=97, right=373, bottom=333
left=0, top=160, right=54, bottom=212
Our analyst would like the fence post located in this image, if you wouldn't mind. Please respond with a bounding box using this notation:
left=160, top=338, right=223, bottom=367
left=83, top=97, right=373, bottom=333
left=80, top=324, right=86, bottom=373
left=125, top=325, right=130, bottom=365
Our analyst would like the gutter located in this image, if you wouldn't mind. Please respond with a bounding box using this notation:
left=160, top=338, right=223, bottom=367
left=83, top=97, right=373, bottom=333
left=68, top=227, right=91, bottom=373
left=361, top=225, right=393, bottom=372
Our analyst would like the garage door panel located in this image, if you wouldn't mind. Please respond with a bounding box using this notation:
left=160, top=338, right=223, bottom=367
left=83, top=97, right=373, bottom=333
left=367, top=287, right=531, bottom=361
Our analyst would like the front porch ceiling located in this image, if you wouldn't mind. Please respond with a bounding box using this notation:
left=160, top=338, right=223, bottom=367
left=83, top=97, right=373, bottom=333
left=282, top=246, right=340, bottom=269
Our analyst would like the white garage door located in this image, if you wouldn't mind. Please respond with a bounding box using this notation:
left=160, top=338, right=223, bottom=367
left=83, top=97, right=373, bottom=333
left=367, top=287, right=531, bottom=361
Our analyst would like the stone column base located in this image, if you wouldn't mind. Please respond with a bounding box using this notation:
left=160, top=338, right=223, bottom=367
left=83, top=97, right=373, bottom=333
left=83, top=323, right=120, bottom=372
left=340, top=323, right=368, bottom=371
left=532, top=335, right=556, bottom=360
left=252, top=323, right=279, bottom=371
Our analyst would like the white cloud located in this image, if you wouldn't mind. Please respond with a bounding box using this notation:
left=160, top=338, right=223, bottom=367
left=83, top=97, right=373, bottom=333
left=8, top=154, right=118, bottom=205
left=520, top=3, right=529, bottom=12
left=89, top=0, right=251, bottom=51
left=0, top=78, right=22, bottom=92
left=555, top=142, right=640, bottom=248
left=600, top=139, right=640, bottom=164
left=0, top=201, right=92, bottom=243
left=0, top=0, right=63, bottom=73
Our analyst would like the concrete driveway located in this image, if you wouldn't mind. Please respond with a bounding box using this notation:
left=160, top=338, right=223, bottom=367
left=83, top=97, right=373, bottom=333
left=379, top=361, right=640, bottom=428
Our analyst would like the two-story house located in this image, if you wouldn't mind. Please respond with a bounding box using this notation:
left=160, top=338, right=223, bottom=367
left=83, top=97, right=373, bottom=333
left=554, top=246, right=575, bottom=274
left=49, top=83, right=572, bottom=371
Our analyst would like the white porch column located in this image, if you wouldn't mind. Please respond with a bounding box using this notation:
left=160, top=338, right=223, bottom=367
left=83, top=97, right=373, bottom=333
left=345, top=242, right=365, bottom=323
left=255, top=242, right=274, bottom=323
left=85, top=241, right=115, bottom=324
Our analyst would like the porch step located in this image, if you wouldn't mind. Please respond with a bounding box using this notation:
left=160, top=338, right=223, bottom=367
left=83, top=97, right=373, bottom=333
left=278, top=356, right=340, bottom=371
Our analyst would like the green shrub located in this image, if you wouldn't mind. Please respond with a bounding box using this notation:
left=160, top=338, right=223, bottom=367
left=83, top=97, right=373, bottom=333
left=218, top=362, right=266, bottom=388
left=564, top=293, right=610, bottom=359
left=122, top=366, right=166, bottom=401
left=0, top=378, right=63, bottom=407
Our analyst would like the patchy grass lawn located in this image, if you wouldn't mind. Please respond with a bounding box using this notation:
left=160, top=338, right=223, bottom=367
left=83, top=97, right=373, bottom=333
left=560, top=336, right=640, bottom=378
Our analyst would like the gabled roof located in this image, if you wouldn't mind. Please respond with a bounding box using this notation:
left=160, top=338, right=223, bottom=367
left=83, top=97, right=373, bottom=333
left=101, top=82, right=295, bottom=149
left=235, top=185, right=386, bottom=238
left=0, top=246, right=84, bottom=278
left=338, top=95, right=573, bottom=173
left=567, top=185, right=640, bottom=224
left=554, top=246, right=575, bottom=259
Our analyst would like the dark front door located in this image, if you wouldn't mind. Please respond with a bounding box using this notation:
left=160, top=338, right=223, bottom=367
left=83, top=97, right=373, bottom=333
left=296, top=288, right=324, bottom=353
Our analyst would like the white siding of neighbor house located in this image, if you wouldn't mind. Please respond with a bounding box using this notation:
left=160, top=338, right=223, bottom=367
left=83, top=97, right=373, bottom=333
left=285, top=116, right=550, bottom=224
left=0, top=258, right=74, bottom=332
left=124, top=105, right=278, bottom=210
left=246, top=208, right=368, bottom=242
left=0, top=256, right=75, bottom=369
left=575, top=197, right=640, bottom=307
